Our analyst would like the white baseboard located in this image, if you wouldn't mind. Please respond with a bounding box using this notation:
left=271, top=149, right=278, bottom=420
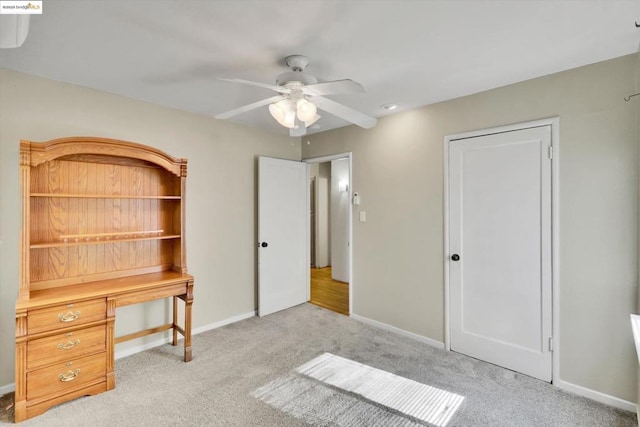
left=350, top=313, right=445, bottom=349
left=0, top=383, right=15, bottom=395
left=192, top=310, right=256, bottom=335
left=115, top=310, right=256, bottom=360
left=114, top=336, right=173, bottom=360
left=555, top=378, right=636, bottom=413
left=350, top=313, right=636, bottom=413
left=0, top=311, right=257, bottom=396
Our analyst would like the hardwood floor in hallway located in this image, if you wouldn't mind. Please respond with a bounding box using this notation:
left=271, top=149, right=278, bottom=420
left=310, top=267, right=349, bottom=315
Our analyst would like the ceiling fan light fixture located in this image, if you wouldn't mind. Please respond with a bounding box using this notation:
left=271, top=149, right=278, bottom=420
left=305, top=114, right=321, bottom=127
left=296, top=98, right=317, bottom=122
left=269, top=99, right=296, bottom=128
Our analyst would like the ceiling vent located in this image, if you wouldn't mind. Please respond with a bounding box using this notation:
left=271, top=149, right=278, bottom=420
left=0, top=15, right=30, bottom=48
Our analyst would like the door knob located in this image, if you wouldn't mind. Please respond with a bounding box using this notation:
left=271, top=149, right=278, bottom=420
left=261, top=242, right=268, bottom=248
left=451, top=254, right=460, bottom=261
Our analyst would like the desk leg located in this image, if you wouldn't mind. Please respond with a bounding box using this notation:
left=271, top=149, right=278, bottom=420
left=14, top=310, right=27, bottom=423
left=106, top=298, right=116, bottom=390
left=184, top=280, right=194, bottom=362
left=172, top=296, right=178, bottom=346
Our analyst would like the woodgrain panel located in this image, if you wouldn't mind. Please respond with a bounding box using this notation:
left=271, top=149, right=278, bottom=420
left=28, top=299, right=106, bottom=335
left=29, top=191, right=180, bottom=281
left=106, top=163, right=122, bottom=196
left=27, top=324, right=106, bottom=370
left=143, top=171, right=152, bottom=267
left=25, top=382, right=107, bottom=421
left=115, top=283, right=187, bottom=307
left=14, top=339, right=27, bottom=422
left=30, top=264, right=172, bottom=291
left=47, top=247, right=68, bottom=281
left=26, top=352, right=106, bottom=401
left=46, top=162, right=68, bottom=242
left=150, top=176, right=160, bottom=264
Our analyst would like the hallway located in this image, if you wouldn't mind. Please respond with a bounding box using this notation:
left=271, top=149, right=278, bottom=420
left=310, top=267, right=349, bottom=315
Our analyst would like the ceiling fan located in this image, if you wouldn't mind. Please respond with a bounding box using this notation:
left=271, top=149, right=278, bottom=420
left=215, top=55, right=377, bottom=137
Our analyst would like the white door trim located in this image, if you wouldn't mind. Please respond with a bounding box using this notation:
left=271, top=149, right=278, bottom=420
left=304, top=152, right=353, bottom=315
left=443, top=117, right=560, bottom=384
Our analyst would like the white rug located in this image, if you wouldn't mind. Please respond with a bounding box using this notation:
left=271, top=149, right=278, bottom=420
left=253, top=352, right=464, bottom=426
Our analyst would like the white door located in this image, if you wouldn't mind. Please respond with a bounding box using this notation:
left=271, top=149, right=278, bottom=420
left=449, top=126, right=552, bottom=381
left=258, top=156, right=308, bottom=317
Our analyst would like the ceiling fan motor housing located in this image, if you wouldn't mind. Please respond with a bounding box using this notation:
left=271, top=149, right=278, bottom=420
left=277, top=71, right=318, bottom=87
left=277, top=55, right=318, bottom=87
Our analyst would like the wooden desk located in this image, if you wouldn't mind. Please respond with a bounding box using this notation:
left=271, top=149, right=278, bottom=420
left=14, top=271, right=194, bottom=422
left=16, top=138, right=194, bottom=422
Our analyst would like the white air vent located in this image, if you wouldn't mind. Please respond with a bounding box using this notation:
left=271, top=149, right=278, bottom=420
left=0, top=15, right=30, bottom=48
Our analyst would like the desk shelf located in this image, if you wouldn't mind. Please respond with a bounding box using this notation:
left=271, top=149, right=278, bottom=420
left=30, top=193, right=182, bottom=199
left=30, top=233, right=181, bottom=249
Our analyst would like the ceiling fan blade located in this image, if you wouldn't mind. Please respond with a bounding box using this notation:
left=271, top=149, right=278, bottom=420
left=302, top=79, right=365, bottom=96
left=312, top=96, right=377, bottom=129
left=219, top=78, right=290, bottom=94
left=214, top=95, right=285, bottom=119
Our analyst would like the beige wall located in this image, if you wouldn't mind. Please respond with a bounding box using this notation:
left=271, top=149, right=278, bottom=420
left=636, top=51, right=640, bottom=414
left=0, top=69, right=300, bottom=389
left=303, top=54, right=639, bottom=403
left=1, top=54, right=638, bottom=404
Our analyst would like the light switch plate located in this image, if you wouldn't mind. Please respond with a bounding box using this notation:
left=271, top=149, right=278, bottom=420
left=359, top=211, right=366, bottom=222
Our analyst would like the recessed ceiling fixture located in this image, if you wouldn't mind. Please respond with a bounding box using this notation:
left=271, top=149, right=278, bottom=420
left=215, top=55, right=377, bottom=137
left=381, top=103, right=399, bottom=111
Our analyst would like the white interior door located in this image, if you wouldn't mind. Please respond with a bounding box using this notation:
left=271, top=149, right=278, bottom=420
left=449, top=125, right=552, bottom=381
left=258, top=156, right=308, bottom=317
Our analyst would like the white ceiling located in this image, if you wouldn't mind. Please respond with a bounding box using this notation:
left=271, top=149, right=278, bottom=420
left=1, top=0, right=639, bottom=136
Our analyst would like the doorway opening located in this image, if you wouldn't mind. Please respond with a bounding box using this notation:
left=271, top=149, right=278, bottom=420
left=310, top=267, right=349, bottom=315
left=305, top=153, right=352, bottom=316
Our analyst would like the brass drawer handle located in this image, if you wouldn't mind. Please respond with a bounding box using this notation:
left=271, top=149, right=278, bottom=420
left=58, top=311, right=80, bottom=322
left=57, top=339, right=80, bottom=350
left=58, top=369, right=80, bottom=382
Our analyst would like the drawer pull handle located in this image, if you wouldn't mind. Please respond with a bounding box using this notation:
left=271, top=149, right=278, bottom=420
left=58, top=369, right=80, bottom=382
left=58, top=311, right=80, bottom=322
left=57, top=339, right=80, bottom=350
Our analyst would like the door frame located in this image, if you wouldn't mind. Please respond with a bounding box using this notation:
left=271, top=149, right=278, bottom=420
left=443, top=117, right=560, bottom=383
left=304, top=152, right=353, bottom=315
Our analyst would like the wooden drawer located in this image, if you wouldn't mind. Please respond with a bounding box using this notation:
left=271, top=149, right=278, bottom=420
left=27, top=352, right=106, bottom=401
left=28, top=299, right=106, bottom=335
left=27, top=325, right=106, bottom=370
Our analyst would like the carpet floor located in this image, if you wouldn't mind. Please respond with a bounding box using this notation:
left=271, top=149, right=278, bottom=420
left=0, top=303, right=636, bottom=426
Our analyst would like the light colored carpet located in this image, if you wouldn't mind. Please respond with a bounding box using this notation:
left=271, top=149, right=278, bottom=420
left=255, top=352, right=464, bottom=426
left=0, top=303, right=636, bottom=426
left=252, top=374, right=424, bottom=427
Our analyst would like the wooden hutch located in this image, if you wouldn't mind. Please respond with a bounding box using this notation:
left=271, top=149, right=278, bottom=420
left=15, top=137, right=194, bottom=422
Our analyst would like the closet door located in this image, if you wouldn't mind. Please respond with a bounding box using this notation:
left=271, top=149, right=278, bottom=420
left=449, top=126, right=552, bottom=381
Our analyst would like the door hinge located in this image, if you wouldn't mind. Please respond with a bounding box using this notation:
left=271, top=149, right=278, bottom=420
left=548, top=146, right=553, bottom=159
left=548, top=337, right=554, bottom=352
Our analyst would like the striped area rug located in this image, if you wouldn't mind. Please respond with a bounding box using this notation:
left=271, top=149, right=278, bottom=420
left=252, top=353, right=464, bottom=426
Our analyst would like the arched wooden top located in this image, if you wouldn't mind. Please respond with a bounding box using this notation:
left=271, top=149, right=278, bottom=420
left=20, top=136, right=187, bottom=177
